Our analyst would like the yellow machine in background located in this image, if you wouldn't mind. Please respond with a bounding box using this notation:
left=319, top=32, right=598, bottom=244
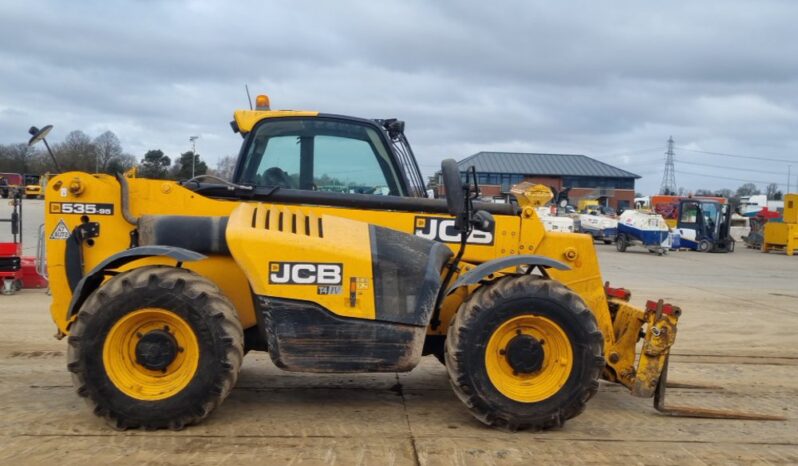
left=763, top=193, right=798, bottom=255
left=24, top=174, right=44, bottom=199
left=43, top=95, right=778, bottom=431
left=577, top=198, right=599, bottom=212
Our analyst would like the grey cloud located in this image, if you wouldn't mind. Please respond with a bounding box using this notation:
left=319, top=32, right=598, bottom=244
left=1, top=0, right=797, bottom=194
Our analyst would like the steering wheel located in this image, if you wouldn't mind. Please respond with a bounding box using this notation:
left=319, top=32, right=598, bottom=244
left=262, top=167, right=296, bottom=189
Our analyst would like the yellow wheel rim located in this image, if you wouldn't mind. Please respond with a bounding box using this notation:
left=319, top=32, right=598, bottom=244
left=102, top=308, right=199, bottom=401
left=485, top=315, right=573, bottom=403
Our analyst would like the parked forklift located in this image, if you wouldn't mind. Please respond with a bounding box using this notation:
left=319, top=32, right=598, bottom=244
left=674, top=199, right=735, bottom=252
left=42, top=95, right=777, bottom=430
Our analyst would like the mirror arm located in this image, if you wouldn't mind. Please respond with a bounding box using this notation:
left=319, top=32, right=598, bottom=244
left=431, top=212, right=470, bottom=330
left=431, top=181, right=474, bottom=330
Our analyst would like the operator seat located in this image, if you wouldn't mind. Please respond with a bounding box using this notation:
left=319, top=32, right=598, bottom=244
left=262, top=167, right=295, bottom=189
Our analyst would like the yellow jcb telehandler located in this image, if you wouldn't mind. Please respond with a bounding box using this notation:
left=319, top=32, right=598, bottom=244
left=42, top=95, right=780, bottom=430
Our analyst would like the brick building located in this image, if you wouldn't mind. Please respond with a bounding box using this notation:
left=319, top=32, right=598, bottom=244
left=443, top=151, right=640, bottom=210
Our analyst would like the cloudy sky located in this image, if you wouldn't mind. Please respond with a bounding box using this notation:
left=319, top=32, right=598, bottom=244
left=2, top=0, right=797, bottom=194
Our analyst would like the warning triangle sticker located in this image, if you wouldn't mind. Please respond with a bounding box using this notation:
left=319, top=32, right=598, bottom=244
left=50, top=220, right=70, bottom=240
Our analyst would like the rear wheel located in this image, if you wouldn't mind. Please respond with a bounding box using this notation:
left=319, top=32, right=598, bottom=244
left=616, top=234, right=627, bottom=252
left=698, top=239, right=712, bottom=252
left=445, top=275, right=604, bottom=431
left=67, top=266, right=243, bottom=430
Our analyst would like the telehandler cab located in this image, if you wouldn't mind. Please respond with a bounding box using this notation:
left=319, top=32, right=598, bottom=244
left=44, top=95, right=780, bottom=430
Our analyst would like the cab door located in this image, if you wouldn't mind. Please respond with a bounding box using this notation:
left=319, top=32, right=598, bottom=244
left=677, top=200, right=705, bottom=242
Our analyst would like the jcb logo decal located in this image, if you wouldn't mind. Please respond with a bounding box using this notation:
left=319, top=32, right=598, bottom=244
left=269, top=262, right=343, bottom=285
left=413, top=216, right=494, bottom=245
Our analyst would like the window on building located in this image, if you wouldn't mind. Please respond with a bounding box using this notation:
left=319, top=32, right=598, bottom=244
left=562, top=176, right=634, bottom=189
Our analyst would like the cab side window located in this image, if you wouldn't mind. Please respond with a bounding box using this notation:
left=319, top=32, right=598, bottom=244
left=313, top=135, right=392, bottom=195
left=257, top=136, right=300, bottom=188
left=680, top=204, right=698, bottom=223
left=239, top=119, right=404, bottom=196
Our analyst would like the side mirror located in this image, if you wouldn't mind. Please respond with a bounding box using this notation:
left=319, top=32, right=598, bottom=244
left=28, top=125, right=53, bottom=146
left=441, top=159, right=465, bottom=228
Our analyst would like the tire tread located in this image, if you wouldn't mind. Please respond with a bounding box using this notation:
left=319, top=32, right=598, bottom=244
left=445, top=275, right=604, bottom=431
left=68, top=266, right=243, bottom=430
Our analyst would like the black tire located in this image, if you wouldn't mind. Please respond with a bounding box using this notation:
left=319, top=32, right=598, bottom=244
left=698, top=239, right=712, bottom=252
left=616, top=234, right=627, bottom=252
left=67, top=266, right=244, bottom=430
left=602, top=239, right=613, bottom=245
left=445, top=275, right=604, bottom=431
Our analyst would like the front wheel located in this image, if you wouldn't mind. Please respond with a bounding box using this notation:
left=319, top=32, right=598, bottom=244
left=445, top=275, right=604, bottom=431
left=67, top=266, right=244, bottom=430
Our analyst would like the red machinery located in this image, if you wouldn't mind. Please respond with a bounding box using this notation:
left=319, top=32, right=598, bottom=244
left=0, top=192, right=48, bottom=294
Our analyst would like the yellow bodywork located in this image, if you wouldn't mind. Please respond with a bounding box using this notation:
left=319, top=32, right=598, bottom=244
left=45, top=174, right=611, bottom=336
left=44, top=108, right=678, bottom=397
left=234, top=110, right=319, bottom=133
left=25, top=184, right=42, bottom=198
left=577, top=199, right=599, bottom=212
left=44, top=172, right=673, bottom=394
left=227, top=203, right=378, bottom=320
left=763, top=194, right=798, bottom=256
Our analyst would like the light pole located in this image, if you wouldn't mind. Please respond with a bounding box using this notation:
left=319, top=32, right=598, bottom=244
left=189, top=136, right=199, bottom=178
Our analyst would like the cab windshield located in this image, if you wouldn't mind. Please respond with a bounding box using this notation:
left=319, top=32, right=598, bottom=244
left=236, top=118, right=406, bottom=196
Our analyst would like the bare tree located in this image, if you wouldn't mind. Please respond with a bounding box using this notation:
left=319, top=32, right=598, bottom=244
left=55, top=130, right=96, bottom=172
left=714, top=188, right=734, bottom=198
left=93, top=131, right=123, bottom=173
left=735, top=183, right=761, bottom=198
left=0, top=143, right=38, bottom=173
left=765, top=183, right=780, bottom=200
left=215, top=155, right=237, bottom=181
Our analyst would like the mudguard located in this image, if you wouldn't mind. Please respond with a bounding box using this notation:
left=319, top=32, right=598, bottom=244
left=65, top=246, right=206, bottom=321
left=446, top=254, right=570, bottom=294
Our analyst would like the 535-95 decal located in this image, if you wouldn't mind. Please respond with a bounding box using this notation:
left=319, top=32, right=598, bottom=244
left=49, top=202, right=114, bottom=215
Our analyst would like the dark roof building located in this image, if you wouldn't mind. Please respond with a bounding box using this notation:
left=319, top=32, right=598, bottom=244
left=451, top=151, right=641, bottom=210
